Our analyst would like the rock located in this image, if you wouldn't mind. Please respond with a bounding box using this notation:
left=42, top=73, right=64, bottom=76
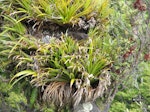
left=73, top=102, right=101, bottom=112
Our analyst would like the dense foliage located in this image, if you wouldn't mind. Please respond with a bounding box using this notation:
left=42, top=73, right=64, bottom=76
left=0, top=0, right=149, bottom=112
left=110, top=62, right=150, bottom=112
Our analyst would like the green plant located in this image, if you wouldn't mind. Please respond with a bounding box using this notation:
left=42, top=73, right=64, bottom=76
left=0, top=77, right=28, bottom=112
left=2, top=0, right=149, bottom=112
left=6, top=33, right=114, bottom=107
left=110, top=62, right=150, bottom=112
left=0, top=0, right=115, bottom=109
left=1, top=0, right=112, bottom=25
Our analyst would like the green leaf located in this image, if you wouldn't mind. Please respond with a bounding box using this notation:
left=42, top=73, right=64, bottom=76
left=70, top=78, right=75, bottom=88
left=10, top=70, right=37, bottom=87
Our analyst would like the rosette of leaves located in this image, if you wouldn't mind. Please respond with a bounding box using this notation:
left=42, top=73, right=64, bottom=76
left=6, top=34, right=112, bottom=108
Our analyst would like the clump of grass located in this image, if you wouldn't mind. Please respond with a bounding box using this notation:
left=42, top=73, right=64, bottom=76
left=1, top=0, right=112, bottom=26
left=7, top=34, right=112, bottom=107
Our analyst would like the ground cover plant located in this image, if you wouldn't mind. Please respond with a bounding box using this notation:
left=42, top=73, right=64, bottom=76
left=0, top=0, right=149, bottom=112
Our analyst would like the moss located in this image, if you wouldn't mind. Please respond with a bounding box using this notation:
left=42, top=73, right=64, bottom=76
left=5, top=92, right=27, bottom=108
left=0, top=81, right=11, bottom=93
left=110, top=102, right=127, bottom=112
